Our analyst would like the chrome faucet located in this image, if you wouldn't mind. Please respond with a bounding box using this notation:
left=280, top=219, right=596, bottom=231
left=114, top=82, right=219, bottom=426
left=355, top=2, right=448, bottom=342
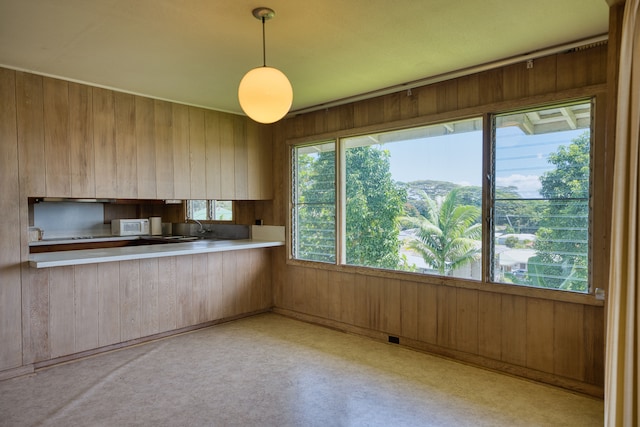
left=191, top=219, right=206, bottom=234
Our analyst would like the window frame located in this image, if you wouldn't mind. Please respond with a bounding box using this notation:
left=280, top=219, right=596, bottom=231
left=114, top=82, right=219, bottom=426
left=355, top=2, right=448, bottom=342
left=488, top=99, right=594, bottom=294
left=186, top=199, right=234, bottom=222
left=287, top=91, right=604, bottom=302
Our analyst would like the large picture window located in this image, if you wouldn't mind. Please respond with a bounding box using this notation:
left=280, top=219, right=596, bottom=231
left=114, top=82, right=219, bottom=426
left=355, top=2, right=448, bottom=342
left=291, top=99, right=593, bottom=293
left=491, top=101, right=592, bottom=293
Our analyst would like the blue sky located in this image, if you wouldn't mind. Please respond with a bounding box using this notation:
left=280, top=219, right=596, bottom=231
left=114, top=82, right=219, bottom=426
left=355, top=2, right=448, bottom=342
left=382, top=127, right=587, bottom=198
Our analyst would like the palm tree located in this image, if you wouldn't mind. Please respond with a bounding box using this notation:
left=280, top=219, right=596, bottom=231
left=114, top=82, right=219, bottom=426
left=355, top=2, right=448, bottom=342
left=404, top=188, right=481, bottom=276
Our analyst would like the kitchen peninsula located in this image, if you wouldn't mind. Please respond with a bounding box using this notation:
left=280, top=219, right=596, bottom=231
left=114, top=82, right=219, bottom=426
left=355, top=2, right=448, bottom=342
left=29, top=238, right=284, bottom=268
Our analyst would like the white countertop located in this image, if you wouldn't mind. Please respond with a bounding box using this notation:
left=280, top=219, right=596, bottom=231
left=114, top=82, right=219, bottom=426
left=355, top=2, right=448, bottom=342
left=29, top=239, right=284, bottom=268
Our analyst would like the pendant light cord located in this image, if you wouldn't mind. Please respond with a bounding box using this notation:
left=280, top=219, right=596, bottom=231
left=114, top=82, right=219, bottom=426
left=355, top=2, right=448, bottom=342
left=262, top=17, right=267, bottom=67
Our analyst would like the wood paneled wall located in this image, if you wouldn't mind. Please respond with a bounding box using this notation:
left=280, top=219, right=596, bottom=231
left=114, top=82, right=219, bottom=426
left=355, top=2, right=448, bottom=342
left=21, top=249, right=272, bottom=366
left=0, top=67, right=276, bottom=378
left=271, top=45, right=609, bottom=397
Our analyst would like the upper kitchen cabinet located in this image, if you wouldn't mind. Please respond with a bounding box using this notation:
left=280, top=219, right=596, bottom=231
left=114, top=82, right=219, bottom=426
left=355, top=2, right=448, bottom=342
left=7, top=70, right=273, bottom=201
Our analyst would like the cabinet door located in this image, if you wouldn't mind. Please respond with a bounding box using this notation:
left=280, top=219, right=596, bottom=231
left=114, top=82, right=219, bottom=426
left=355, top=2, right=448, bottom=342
left=205, top=110, right=221, bottom=199
left=172, top=103, right=191, bottom=199
left=135, top=96, right=156, bottom=199
left=154, top=100, right=174, bottom=199
left=16, top=71, right=46, bottom=197
left=246, top=120, right=272, bottom=199
left=189, top=107, right=207, bottom=199
left=219, top=114, right=235, bottom=200
left=69, top=82, right=95, bottom=198
left=43, top=77, right=71, bottom=197
left=233, top=116, right=248, bottom=199
left=115, top=92, right=137, bottom=199
left=93, top=88, right=117, bottom=198
left=0, top=68, right=22, bottom=371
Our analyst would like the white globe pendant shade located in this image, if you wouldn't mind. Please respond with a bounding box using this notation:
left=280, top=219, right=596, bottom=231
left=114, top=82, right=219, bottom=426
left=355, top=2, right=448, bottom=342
left=238, top=66, right=293, bottom=124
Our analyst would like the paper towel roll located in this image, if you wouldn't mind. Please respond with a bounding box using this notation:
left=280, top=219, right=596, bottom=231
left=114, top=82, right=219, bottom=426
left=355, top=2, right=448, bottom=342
left=150, top=216, right=162, bottom=235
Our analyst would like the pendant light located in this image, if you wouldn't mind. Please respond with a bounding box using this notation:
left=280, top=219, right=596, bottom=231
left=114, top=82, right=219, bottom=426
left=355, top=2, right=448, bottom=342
left=238, top=7, right=293, bottom=124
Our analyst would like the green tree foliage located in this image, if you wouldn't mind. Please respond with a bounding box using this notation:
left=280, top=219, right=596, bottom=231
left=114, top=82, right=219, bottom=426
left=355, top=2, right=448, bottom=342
left=295, top=150, right=336, bottom=263
left=403, top=188, right=481, bottom=275
left=529, top=131, right=590, bottom=291
left=345, top=146, right=406, bottom=269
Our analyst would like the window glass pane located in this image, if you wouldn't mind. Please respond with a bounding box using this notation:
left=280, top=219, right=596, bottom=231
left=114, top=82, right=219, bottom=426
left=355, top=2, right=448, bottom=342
left=188, top=200, right=207, bottom=220
left=343, top=118, right=483, bottom=279
left=492, top=101, right=591, bottom=292
left=293, top=142, right=336, bottom=263
left=213, top=201, right=233, bottom=221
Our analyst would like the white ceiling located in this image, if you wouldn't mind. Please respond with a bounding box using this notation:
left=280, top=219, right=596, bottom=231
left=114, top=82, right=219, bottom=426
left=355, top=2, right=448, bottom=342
left=0, top=0, right=609, bottom=117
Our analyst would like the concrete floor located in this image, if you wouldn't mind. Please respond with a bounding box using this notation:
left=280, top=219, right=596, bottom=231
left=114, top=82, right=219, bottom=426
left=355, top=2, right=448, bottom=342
left=0, top=313, right=603, bottom=426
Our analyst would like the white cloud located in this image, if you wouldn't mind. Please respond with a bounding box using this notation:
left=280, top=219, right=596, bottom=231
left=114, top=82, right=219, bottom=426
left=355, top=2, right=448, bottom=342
left=496, top=174, right=541, bottom=198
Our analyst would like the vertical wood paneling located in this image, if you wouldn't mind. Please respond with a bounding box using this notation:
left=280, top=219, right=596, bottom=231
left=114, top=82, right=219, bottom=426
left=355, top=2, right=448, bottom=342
left=314, top=269, right=330, bottom=319
left=114, top=92, right=137, bottom=198
left=528, top=55, right=557, bottom=95
left=383, top=92, right=401, bottom=123
left=0, top=68, right=22, bottom=370
left=417, top=283, right=438, bottom=344
left=436, top=285, right=457, bottom=347
left=205, top=110, right=221, bottom=199
left=234, top=117, right=249, bottom=199
left=98, top=263, right=120, bottom=347
left=74, top=264, right=99, bottom=352
left=436, top=80, right=458, bottom=113
left=16, top=71, right=46, bottom=196
left=455, top=288, right=478, bottom=354
left=219, top=114, right=235, bottom=199
left=175, top=256, right=193, bottom=327
left=49, top=267, right=75, bottom=358
left=221, top=251, right=237, bottom=317
left=26, top=269, right=50, bottom=363
left=456, top=75, right=479, bottom=109
left=526, top=298, right=554, bottom=373
left=192, top=254, right=209, bottom=324
left=234, top=250, right=251, bottom=314
left=417, top=85, right=437, bottom=117
left=478, top=68, right=504, bottom=104
left=400, top=281, right=418, bottom=340
left=43, top=77, right=70, bottom=197
left=246, top=121, right=261, bottom=199
left=352, top=274, right=369, bottom=328
left=553, top=302, right=584, bottom=380
left=119, top=260, right=141, bottom=341
left=135, top=96, right=156, bottom=198
left=300, top=268, right=317, bottom=317
left=189, top=107, right=207, bottom=199
left=139, top=258, right=160, bottom=337
left=93, top=88, right=117, bottom=197
left=172, top=103, right=191, bottom=199
left=158, top=257, right=177, bottom=332
left=154, top=100, right=174, bottom=199
left=207, top=253, right=224, bottom=320
left=336, top=272, right=354, bottom=325
left=583, top=305, right=604, bottom=386
left=366, top=276, right=383, bottom=331
left=501, top=294, right=527, bottom=366
left=477, top=292, right=502, bottom=360
left=325, top=270, right=342, bottom=322
left=381, top=278, right=401, bottom=336
left=68, top=82, right=95, bottom=198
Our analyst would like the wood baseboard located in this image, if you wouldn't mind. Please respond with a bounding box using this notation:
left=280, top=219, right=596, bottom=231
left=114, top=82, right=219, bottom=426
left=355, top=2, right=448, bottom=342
left=0, top=364, right=35, bottom=382
left=273, top=307, right=604, bottom=399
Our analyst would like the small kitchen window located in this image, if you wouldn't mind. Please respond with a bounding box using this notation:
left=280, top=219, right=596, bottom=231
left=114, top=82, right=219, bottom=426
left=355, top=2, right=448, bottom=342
left=187, top=200, right=233, bottom=222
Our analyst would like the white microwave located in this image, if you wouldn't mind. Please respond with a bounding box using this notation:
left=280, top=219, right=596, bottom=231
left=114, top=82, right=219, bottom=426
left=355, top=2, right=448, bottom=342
left=111, top=219, right=150, bottom=236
